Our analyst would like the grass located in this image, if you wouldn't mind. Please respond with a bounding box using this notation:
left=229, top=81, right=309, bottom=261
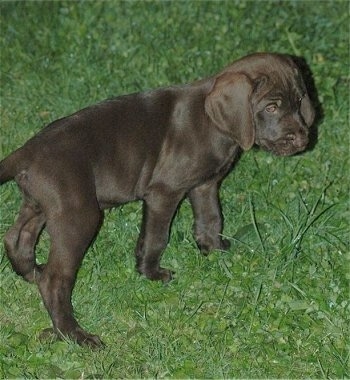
left=0, top=1, right=349, bottom=378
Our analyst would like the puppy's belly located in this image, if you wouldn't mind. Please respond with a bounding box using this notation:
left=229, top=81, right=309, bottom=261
left=95, top=177, right=138, bottom=209
left=95, top=169, right=151, bottom=209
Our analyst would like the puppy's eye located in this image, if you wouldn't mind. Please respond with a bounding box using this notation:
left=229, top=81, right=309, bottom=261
left=265, top=103, right=278, bottom=113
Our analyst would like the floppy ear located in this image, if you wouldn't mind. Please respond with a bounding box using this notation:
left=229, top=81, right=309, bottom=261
left=300, top=92, right=315, bottom=127
left=205, top=72, right=255, bottom=150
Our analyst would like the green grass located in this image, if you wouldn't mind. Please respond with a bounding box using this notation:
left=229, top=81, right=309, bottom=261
left=0, top=1, right=349, bottom=378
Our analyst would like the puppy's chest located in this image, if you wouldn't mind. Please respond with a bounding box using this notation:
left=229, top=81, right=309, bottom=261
left=204, top=144, right=239, bottom=179
left=152, top=141, right=239, bottom=190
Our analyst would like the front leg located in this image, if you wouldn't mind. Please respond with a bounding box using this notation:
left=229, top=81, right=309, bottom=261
left=188, top=181, right=230, bottom=255
left=136, top=187, right=184, bottom=283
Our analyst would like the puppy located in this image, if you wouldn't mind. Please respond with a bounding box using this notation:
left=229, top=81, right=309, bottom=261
left=0, top=53, right=315, bottom=347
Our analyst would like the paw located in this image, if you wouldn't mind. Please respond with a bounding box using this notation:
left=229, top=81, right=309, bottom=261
left=138, top=266, right=175, bottom=283
left=40, top=327, right=104, bottom=349
left=220, top=238, right=231, bottom=250
left=71, top=328, right=105, bottom=349
left=197, top=237, right=231, bottom=255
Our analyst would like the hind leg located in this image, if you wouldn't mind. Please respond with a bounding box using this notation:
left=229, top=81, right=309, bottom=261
left=37, top=205, right=103, bottom=347
left=4, top=199, right=46, bottom=283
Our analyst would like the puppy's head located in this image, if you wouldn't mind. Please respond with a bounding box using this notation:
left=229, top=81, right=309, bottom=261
left=205, top=53, right=315, bottom=156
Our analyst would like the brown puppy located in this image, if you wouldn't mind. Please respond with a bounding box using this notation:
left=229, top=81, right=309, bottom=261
left=0, top=53, right=315, bottom=347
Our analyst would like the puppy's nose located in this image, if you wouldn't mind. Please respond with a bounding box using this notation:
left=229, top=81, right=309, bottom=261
left=291, top=128, right=309, bottom=149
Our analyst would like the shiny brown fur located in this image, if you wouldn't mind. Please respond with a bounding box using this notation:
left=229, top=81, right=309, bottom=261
left=0, top=53, right=315, bottom=347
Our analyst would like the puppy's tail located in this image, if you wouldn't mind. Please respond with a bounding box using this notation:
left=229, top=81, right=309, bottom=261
left=0, top=148, right=25, bottom=185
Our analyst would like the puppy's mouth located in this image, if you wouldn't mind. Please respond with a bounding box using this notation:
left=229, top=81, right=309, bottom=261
left=258, top=134, right=309, bottom=156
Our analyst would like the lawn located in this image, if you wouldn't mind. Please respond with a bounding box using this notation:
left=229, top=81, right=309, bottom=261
left=0, top=1, right=349, bottom=378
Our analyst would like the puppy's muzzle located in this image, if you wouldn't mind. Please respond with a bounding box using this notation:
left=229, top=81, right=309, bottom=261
left=260, top=128, right=309, bottom=156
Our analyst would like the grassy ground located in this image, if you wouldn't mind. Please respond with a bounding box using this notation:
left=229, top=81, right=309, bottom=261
left=0, top=1, right=349, bottom=378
